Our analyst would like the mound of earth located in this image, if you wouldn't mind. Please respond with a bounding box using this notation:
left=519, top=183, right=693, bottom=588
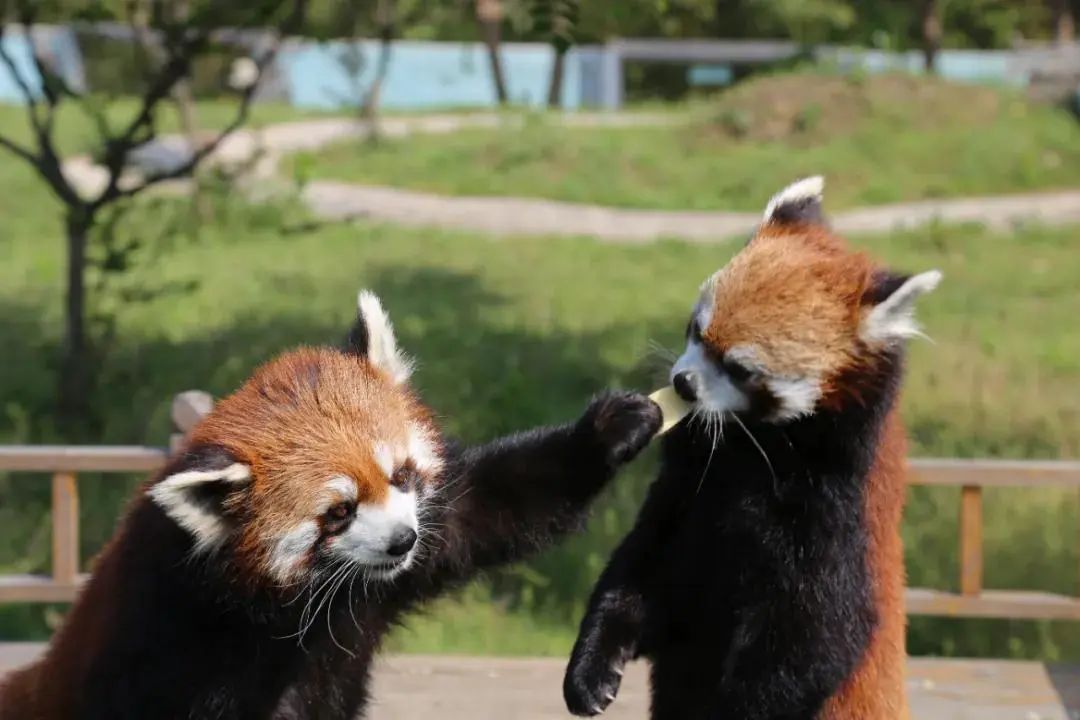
left=704, top=72, right=1005, bottom=143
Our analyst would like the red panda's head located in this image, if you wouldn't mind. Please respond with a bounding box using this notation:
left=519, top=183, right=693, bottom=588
left=670, top=177, right=941, bottom=423
left=148, top=291, right=441, bottom=588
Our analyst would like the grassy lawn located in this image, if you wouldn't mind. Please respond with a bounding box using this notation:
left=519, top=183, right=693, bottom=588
left=1, top=152, right=1078, bottom=659
left=0, top=97, right=337, bottom=157
left=288, top=72, right=1080, bottom=210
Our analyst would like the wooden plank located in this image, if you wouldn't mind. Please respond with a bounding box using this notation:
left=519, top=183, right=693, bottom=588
left=0, top=446, right=166, bottom=473
left=0, top=574, right=86, bottom=604
left=51, top=473, right=80, bottom=585
left=906, top=588, right=1080, bottom=620
left=960, top=485, right=983, bottom=596
left=1, top=651, right=1076, bottom=719
left=909, top=458, right=1080, bottom=488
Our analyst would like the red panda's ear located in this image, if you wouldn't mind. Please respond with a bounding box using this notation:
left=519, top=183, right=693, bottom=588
left=762, top=176, right=825, bottom=228
left=860, top=269, right=942, bottom=344
left=345, top=290, right=413, bottom=384
left=148, top=444, right=251, bottom=552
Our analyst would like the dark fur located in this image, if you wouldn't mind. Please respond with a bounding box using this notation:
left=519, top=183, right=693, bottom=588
left=564, top=352, right=904, bottom=720
left=0, top=374, right=660, bottom=717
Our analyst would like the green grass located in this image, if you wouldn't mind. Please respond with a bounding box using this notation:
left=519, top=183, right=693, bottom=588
left=288, top=73, right=1080, bottom=211
left=1, top=158, right=1078, bottom=658
left=0, top=97, right=336, bottom=157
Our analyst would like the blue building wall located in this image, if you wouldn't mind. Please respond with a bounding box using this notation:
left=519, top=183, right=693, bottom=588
left=0, top=27, right=84, bottom=103
left=278, top=40, right=583, bottom=110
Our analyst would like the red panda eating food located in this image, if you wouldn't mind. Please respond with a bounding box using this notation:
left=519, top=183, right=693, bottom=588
left=0, top=291, right=661, bottom=720
left=564, top=177, right=938, bottom=719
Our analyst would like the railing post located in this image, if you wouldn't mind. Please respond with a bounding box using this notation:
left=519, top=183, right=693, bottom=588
left=960, top=485, right=983, bottom=596
left=170, top=390, right=214, bottom=454
left=51, top=472, right=80, bottom=585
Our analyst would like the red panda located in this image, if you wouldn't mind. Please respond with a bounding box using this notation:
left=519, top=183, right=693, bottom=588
left=0, top=291, right=661, bottom=720
left=564, top=177, right=937, bottom=719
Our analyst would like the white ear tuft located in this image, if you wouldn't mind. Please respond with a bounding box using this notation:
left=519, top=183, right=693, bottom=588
left=861, top=270, right=942, bottom=343
left=763, top=175, right=825, bottom=223
left=148, top=463, right=250, bottom=552
left=356, top=290, right=413, bottom=384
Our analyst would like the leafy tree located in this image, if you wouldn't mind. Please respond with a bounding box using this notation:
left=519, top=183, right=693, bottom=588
left=0, top=0, right=305, bottom=425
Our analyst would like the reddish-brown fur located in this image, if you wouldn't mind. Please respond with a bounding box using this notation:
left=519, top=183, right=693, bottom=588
left=188, top=347, right=438, bottom=582
left=821, top=408, right=910, bottom=720
left=702, top=223, right=882, bottom=405
left=706, top=221, right=910, bottom=719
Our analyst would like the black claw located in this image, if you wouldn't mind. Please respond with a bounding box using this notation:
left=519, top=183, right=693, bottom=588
left=581, top=391, right=663, bottom=469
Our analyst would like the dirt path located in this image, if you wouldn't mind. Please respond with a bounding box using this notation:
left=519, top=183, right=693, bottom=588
left=1, top=644, right=1076, bottom=719
left=302, top=182, right=1080, bottom=243
left=61, top=114, right=1080, bottom=243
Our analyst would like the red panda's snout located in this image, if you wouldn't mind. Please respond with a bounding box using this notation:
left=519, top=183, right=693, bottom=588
left=671, top=176, right=941, bottom=424
left=148, top=291, right=444, bottom=589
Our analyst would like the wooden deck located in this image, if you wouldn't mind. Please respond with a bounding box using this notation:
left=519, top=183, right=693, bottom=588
left=2, top=645, right=1078, bottom=719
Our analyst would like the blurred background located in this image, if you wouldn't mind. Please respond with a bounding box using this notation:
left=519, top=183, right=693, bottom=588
left=0, top=0, right=1078, bottom=665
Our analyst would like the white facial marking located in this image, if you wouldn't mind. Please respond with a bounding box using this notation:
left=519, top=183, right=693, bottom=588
left=408, top=425, right=442, bottom=474
left=861, top=270, right=943, bottom=344
left=670, top=340, right=750, bottom=416
left=762, top=175, right=824, bottom=222
left=765, top=375, right=823, bottom=421
left=267, top=521, right=319, bottom=583
left=373, top=442, right=395, bottom=478
left=148, top=463, right=250, bottom=553
left=329, top=487, right=419, bottom=580
left=357, top=290, right=414, bottom=384
left=324, top=475, right=358, bottom=503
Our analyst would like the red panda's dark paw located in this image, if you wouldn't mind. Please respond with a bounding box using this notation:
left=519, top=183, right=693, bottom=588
left=580, top=391, right=662, bottom=469
left=564, top=649, right=625, bottom=716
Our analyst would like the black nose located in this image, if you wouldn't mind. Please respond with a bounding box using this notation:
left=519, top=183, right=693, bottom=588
left=672, top=371, right=698, bottom=402
left=386, top=527, right=417, bottom=557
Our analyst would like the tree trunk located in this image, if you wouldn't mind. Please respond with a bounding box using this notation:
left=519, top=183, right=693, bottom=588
left=59, top=211, right=90, bottom=422
left=547, top=44, right=566, bottom=108
left=363, top=0, right=395, bottom=142
left=477, top=0, right=508, bottom=104
left=1053, top=0, right=1076, bottom=43
left=921, top=0, right=942, bottom=74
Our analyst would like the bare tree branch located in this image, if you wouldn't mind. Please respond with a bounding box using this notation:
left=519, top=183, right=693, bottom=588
left=94, top=42, right=279, bottom=207
left=0, top=133, right=36, bottom=163
left=0, top=22, right=45, bottom=134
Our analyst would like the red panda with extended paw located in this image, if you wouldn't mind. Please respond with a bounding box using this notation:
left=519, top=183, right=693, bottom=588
left=0, top=291, right=661, bottom=720
left=565, top=177, right=939, bottom=719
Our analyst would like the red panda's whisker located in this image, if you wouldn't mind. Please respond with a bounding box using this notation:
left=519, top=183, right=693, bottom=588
left=325, top=565, right=357, bottom=659
left=730, top=413, right=778, bottom=492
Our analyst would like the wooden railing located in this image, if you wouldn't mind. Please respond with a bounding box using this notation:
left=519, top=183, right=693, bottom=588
left=1, top=402, right=1079, bottom=618
left=0, top=391, right=212, bottom=604
left=906, top=458, right=1080, bottom=620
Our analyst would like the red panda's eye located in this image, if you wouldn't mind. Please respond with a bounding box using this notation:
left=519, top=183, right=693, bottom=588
left=687, top=318, right=703, bottom=342
left=390, top=465, right=415, bottom=490
left=326, top=502, right=352, bottom=521
left=723, top=359, right=755, bottom=384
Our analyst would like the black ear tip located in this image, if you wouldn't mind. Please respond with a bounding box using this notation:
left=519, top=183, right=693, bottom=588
left=344, top=313, right=369, bottom=356
left=763, top=176, right=826, bottom=227
left=862, top=270, right=911, bottom=305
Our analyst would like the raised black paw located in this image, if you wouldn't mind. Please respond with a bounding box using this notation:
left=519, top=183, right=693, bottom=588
left=564, top=647, right=626, bottom=717
left=580, top=391, right=662, bottom=469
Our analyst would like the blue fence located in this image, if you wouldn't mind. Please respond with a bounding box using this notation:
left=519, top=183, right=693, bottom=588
left=279, top=39, right=587, bottom=110
left=1, top=29, right=1074, bottom=110
left=0, top=27, right=84, bottom=103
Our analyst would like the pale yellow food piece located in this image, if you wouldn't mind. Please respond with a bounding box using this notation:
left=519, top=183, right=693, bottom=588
left=649, top=386, right=692, bottom=435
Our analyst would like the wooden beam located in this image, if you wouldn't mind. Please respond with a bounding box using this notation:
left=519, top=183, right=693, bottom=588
left=909, top=458, right=1080, bottom=488
left=959, top=485, right=983, bottom=597
left=51, top=473, right=80, bottom=585
left=907, top=588, right=1080, bottom=620
left=0, top=446, right=166, bottom=473
left=0, top=574, right=86, bottom=604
